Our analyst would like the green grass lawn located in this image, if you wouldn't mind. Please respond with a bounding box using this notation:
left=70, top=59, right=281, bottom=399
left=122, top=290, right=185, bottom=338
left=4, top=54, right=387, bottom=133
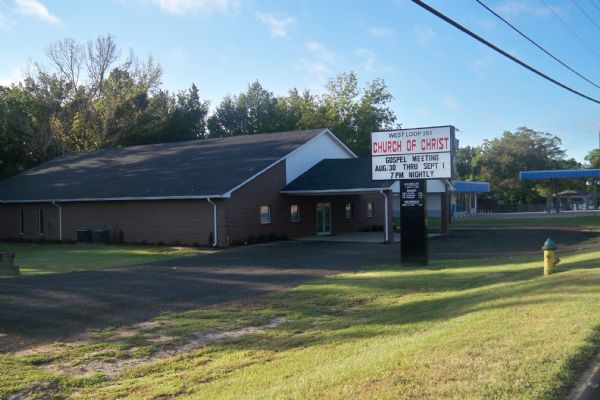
left=2, top=241, right=600, bottom=399
left=0, top=242, right=207, bottom=276
left=451, top=215, right=600, bottom=230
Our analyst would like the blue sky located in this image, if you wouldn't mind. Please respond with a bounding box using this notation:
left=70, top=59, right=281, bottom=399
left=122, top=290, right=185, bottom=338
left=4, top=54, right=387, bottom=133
left=1, top=0, right=600, bottom=163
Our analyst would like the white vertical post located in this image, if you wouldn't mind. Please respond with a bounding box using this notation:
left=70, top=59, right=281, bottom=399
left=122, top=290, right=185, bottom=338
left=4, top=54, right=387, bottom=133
left=380, top=190, right=389, bottom=243
left=52, top=201, right=62, bottom=240
left=207, top=198, right=218, bottom=247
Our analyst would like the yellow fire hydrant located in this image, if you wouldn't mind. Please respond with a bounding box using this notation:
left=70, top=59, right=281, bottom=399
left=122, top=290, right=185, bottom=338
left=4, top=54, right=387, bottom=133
left=542, top=238, right=560, bottom=276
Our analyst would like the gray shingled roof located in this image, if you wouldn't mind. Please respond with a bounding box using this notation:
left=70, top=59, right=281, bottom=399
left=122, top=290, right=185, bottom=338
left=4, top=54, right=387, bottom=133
left=283, top=158, right=393, bottom=193
left=0, top=129, right=326, bottom=202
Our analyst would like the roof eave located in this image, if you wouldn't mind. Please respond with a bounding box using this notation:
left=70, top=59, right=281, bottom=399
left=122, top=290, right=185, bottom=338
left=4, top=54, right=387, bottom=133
left=0, top=194, right=230, bottom=204
left=281, top=187, right=393, bottom=195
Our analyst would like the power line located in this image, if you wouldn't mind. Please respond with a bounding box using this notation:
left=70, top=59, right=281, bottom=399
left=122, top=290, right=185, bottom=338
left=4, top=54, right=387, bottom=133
left=572, top=0, right=600, bottom=32
left=538, top=0, right=600, bottom=61
left=476, top=0, right=600, bottom=90
left=590, top=0, right=600, bottom=14
left=410, top=0, right=600, bottom=104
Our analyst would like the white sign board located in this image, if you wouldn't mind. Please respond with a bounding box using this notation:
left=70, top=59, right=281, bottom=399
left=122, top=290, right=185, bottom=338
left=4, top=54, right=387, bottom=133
left=371, top=126, right=454, bottom=180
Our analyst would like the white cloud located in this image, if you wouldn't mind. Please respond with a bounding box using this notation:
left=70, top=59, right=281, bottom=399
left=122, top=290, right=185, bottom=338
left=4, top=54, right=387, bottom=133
left=476, top=18, right=497, bottom=31
left=293, top=58, right=331, bottom=92
left=354, top=48, right=394, bottom=74
left=295, top=58, right=329, bottom=77
left=415, top=25, right=436, bottom=45
left=256, top=12, right=295, bottom=38
left=0, top=66, right=25, bottom=86
left=15, top=0, right=60, bottom=25
left=355, top=48, right=375, bottom=71
left=471, top=57, right=493, bottom=75
left=146, top=0, right=236, bottom=15
left=490, top=115, right=503, bottom=126
left=306, top=40, right=334, bottom=63
left=0, top=10, right=13, bottom=30
left=294, top=41, right=336, bottom=89
left=494, top=1, right=560, bottom=17
left=443, top=96, right=462, bottom=112
left=369, top=26, right=395, bottom=39
left=417, top=107, right=429, bottom=117
left=162, top=47, right=186, bottom=65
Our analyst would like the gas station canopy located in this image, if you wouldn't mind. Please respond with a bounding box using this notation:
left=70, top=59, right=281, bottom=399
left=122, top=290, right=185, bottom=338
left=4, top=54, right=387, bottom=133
left=519, top=169, right=600, bottom=180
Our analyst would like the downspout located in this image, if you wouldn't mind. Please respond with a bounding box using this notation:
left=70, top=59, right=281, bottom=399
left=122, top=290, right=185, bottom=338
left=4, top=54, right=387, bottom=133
left=52, top=201, right=63, bottom=241
left=207, top=198, right=218, bottom=247
left=379, top=190, right=389, bottom=243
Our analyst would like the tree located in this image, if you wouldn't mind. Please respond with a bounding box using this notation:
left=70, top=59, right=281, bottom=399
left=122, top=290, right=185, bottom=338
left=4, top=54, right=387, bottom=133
left=46, top=37, right=84, bottom=94
left=207, top=72, right=397, bottom=155
left=0, top=35, right=214, bottom=180
left=93, top=67, right=149, bottom=146
left=478, top=127, right=565, bottom=203
left=0, top=84, right=59, bottom=179
left=166, top=84, right=209, bottom=140
left=133, top=84, right=209, bottom=145
left=277, top=88, right=321, bottom=130
left=207, top=81, right=286, bottom=137
left=3, top=37, right=399, bottom=180
left=86, top=34, right=119, bottom=96
left=455, top=145, right=482, bottom=181
left=350, top=77, right=396, bottom=154
left=585, top=149, right=600, bottom=168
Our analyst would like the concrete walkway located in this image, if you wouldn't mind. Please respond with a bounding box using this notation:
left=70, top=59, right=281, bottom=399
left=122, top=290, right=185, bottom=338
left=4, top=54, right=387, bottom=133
left=298, top=231, right=441, bottom=243
left=298, top=232, right=397, bottom=243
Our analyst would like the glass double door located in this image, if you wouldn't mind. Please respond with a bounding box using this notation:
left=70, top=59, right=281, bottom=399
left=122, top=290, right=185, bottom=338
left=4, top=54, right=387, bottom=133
left=316, top=202, right=331, bottom=235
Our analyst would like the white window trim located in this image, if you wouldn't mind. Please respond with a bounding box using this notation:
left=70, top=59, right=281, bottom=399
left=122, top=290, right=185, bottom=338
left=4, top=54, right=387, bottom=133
left=344, top=203, right=353, bottom=219
left=38, top=208, right=45, bottom=235
left=19, top=209, right=24, bottom=235
left=290, top=204, right=300, bottom=222
left=260, top=205, right=272, bottom=224
left=367, top=202, right=375, bottom=218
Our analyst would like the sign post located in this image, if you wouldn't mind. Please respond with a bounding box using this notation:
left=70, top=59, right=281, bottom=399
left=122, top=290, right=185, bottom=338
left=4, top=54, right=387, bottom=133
left=371, top=126, right=455, bottom=266
left=399, top=179, right=428, bottom=265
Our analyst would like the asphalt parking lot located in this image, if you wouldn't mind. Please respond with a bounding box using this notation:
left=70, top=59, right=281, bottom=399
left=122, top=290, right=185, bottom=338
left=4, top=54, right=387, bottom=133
left=0, top=240, right=399, bottom=352
left=1, top=227, right=597, bottom=353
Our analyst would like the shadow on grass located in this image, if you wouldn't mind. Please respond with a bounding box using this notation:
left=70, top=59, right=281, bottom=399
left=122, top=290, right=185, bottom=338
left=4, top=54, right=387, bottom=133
left=202, top=251, right=600, bottom=398
left=0, top=241, right=402, bottom=351
left=232, top=272, right=600, bottom=346
left=430, top=228, right=599, bottom=260
left=3, top=238, right=599, bottom=398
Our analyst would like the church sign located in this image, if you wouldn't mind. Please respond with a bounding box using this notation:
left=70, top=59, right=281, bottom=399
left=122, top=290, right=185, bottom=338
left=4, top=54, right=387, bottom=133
left=371, top=126, right=455, bottom=180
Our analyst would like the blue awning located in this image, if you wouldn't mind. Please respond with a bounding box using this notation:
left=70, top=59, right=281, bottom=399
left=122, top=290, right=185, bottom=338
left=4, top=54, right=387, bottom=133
left=519, top=169, right=600, bottom=180
left=452, top=180, right=490, bottom=193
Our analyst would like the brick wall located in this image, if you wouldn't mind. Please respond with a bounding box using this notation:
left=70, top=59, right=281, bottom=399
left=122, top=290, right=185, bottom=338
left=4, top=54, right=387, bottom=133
left=0, top=203, right=60, bottom=241
left=0, top=163, right=393, bottom=246
left=0, top=200, right=214, bottom=245
left=222, top=161, right=392, bottom=244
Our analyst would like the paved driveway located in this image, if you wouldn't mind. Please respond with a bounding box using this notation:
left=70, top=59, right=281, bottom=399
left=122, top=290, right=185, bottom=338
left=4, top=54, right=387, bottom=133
left=0, top=241, right=400, bottom=352
left=1, top=227, right=596, bottom=352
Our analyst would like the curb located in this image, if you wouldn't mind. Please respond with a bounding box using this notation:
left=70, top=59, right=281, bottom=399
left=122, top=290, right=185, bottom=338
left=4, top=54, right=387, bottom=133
left=567, top=352, right=600, bottom=400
